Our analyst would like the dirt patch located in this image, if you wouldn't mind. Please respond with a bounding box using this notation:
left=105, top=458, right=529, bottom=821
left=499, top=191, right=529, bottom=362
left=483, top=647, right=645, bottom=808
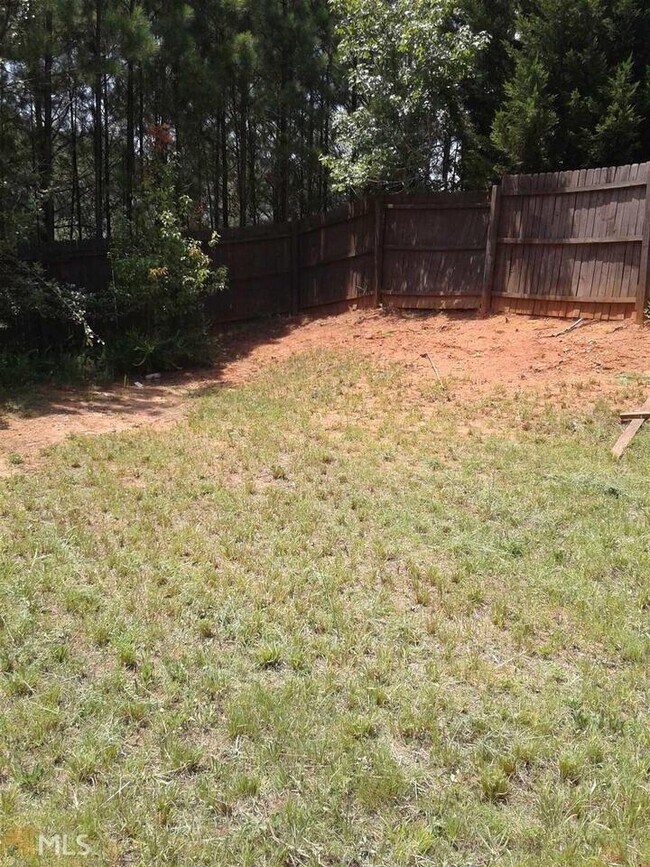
left=2, top=310, right=649, bottom=476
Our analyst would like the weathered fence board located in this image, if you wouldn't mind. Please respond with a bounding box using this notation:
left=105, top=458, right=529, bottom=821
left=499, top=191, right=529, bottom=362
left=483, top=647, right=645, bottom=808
left=298, top=199, right=375, bottom=310
left=491, top=162, right=649, bottom=321
left=204, top=224, right=292, bottom=322
left=19, top=161, right=650, bottom=326
left=381, top=192, right=491, bottom=311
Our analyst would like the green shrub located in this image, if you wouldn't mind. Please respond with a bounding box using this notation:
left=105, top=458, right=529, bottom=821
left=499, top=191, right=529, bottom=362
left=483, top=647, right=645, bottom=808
left=1, top=161, right=225, bottom=385
left=0, top=246, right=94, bottom=342
left=99, top=163, right=225, bottom=373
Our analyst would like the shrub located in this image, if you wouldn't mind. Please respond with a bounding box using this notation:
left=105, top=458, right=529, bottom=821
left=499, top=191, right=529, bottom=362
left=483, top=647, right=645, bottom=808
left=0, top=246, right=97, bottom=387
left=99, top=163, right=225, bottom=373
left=1, top=161, right=225, bottom=386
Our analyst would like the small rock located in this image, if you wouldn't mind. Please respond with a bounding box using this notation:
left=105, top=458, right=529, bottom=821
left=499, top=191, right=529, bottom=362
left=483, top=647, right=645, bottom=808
left=145, top=373, right=162, bottom=381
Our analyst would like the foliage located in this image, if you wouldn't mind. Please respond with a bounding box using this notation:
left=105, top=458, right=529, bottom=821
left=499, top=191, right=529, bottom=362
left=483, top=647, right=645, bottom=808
left=492, top=53, right=558, bottom=173
left=492, top=0, right=650, bottom=173
left=324, top=0, right=487, bottom=194
left=3, top=0, right=650, bottom=240
left=0, top=246, right=95, bottom=347
left=590, top=57, right=642, bottom=166
left=0, top=166, right=225, bottom=380
left=101, top=165, right=225, bottom=372
left=0, top=0, right=337, bottom=240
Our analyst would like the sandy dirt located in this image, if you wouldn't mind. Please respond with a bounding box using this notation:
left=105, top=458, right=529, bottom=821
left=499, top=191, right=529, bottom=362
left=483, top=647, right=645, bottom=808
left=2, top=309, right=649, bottom=476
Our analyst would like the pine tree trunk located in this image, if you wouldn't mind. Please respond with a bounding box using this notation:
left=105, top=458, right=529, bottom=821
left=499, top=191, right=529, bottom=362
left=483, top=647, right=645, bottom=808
left=138, top=62, right=145, bottom=184
left=93, top=0, right=104, bottom=238
left=221, top=110, right=229, bottom=227
left=238, top=85, right=248, bottom=227
left=70, top=88, right=82, bottom=240
left=248, top=113, right=257, bottom=225
left=125, top=1, right=135, bottom=223
left=211, top=131, right=220, bottom=229
left=103, top=75, right=111, bottom=238
left=42, top=8, right=54, bottom=241
left=275, top=0, right=290, bottom=222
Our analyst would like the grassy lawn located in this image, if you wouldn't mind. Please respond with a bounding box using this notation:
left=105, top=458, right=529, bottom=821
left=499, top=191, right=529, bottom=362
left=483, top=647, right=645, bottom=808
left=1, top=351, right=649, bottom=866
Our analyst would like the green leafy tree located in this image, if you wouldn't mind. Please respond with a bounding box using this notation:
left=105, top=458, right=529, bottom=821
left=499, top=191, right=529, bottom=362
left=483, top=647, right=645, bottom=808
left=323, top=0, right=486, bottom=194
left=455, top=0, right=517, bottom=187
left=495, top=0, right=649, bottom=171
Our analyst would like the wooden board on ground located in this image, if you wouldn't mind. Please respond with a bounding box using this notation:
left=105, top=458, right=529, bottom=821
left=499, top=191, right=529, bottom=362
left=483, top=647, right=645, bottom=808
left=620, top=410, right=650, bottom=421
left=613, top=395, right=650, bottom=459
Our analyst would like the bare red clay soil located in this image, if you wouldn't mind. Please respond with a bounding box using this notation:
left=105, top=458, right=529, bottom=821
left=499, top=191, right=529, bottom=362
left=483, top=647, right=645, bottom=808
left=2, top=309, right=649, bottom=476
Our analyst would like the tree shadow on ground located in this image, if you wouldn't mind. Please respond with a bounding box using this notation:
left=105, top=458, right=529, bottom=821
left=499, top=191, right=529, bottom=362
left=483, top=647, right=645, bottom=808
left=0, top=311, right=323, bottom=429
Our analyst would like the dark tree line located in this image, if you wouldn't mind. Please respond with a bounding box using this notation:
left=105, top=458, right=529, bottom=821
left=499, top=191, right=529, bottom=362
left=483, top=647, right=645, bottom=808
left=1, top=0, right=649, bottom=246
left=1, top=0, right=337, bottom=243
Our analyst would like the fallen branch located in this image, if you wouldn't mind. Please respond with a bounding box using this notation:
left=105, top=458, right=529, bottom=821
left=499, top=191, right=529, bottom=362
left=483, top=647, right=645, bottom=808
left=424, top=352, right=443, bottom=386
left=542, top=318, right=584, bottom=338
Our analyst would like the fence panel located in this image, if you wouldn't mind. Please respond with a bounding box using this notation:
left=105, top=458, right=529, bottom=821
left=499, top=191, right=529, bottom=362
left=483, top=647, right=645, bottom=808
left=17, top=161, right=650, bottom=326
left=19, top=238, right=111, bottom=293
left=203, top=223, right=292, bottom=322
left=381, top=192, right=491, bottom=310
left=298, top=199, right=375, bottom=311
left=492, top=163, right=650, bottom=320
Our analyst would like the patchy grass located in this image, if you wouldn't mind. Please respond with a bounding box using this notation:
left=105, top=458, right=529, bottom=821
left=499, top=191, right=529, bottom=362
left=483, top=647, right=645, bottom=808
left=0, top=351, right=649, bottom=866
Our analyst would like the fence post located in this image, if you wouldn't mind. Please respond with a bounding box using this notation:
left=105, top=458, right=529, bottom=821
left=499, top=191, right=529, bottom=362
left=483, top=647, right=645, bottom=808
left=481, top=184, right=501, bottom=316
left=636, top=166, right=650, bottom=325
left=373, top=196, right=385, bottom=307
left=290, top=218, right=300, bottom=315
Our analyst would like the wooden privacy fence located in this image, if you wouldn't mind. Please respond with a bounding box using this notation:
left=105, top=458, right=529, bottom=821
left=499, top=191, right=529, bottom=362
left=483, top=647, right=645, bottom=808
left=21, top=161, right=650, bottom=324
left=488, top=163, right=650, bottom=322
left=201, top=198, right=378, bottom=321
left=18, top=238, right=111, bottom=293
left=381, top=191, right=491, bottom=311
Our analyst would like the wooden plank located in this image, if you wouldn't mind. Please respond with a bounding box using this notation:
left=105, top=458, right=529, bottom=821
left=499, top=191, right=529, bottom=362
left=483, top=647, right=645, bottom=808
left=635, top=166, right=650, bottom=323
left=300, top=291, right=371, bottom=310
left=580, top=168, right=599, bottom=299
left=481, top=184, right=501, bottom=315
left=501, top=178, right=647, bottom=197
left=613, top=396, right=650, bottom=459
left=598, top=167, right=617, bottom=299
left=621, top=410, right=650, bottom=421
left=617, top=165, right=637, bottom=303
left=623, top=167, right=644, bottom=301
left=540, top=171, right=557, bottom=291
left=491, top=295, right=634, bottom=321
left=598, top=166, right=618, bottom=302
left=216, top=230, right=291, bottom=244
left=384, top=202, right=490, bottom=211
left=300, top=249, right=373, bottom=270
left=514, top=176, right=531, bottom=297
left=497, top=235, right=643, bottom=246
left=373, top=196, right=385, bottom=307
left=549, top=172, right=567, bottom=297
left=382, top=293, right=481, bottom=310
left=492, top=291, right=636, bottom=304
left=384, top=244, right=485, bottom=253
left=536, top=173, right=552, bottom=295
left=607, top=164, right=631, bottom=304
